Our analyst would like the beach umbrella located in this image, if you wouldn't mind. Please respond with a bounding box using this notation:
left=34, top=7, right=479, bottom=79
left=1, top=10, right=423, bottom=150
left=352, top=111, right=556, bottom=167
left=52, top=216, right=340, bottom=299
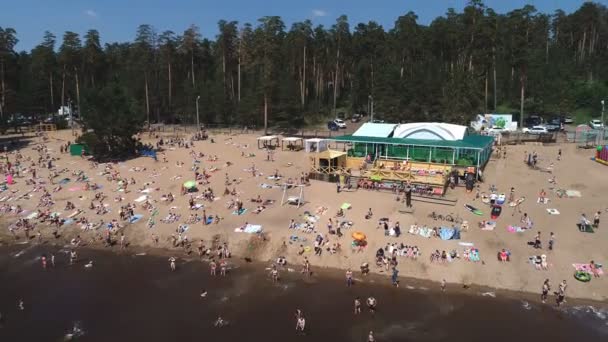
left=183, top=180, right=197, bottom=189
left=352, top=232, right=366, bottom=241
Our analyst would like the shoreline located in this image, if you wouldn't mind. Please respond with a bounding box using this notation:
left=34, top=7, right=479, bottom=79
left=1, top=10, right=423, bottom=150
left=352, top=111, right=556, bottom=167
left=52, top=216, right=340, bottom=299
left=1, top=234, right=605, bottom=310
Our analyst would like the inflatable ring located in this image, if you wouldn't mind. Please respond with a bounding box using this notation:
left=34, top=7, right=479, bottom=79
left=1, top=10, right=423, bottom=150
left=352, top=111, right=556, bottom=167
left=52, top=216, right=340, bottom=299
left=574, top=271, right=591, bottom=282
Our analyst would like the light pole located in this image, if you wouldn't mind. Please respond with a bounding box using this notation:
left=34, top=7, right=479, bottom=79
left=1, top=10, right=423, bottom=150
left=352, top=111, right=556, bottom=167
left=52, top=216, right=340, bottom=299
left=369, top=95, right=374, bottom=122
left=68, top=98, right=74, bottom=136
left=196, top=95, right=201, bottom=130
left=601, top=100, right=606, bottom=130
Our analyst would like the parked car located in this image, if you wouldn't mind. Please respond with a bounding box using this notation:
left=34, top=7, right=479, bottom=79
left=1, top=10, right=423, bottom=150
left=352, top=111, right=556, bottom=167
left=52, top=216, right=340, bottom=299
left=563, top=116, right=574, bottom=124
left=334, top=118, right=347, bottom=129
left=351, top=113, right=362, bottom=123
left=522, top=126, right=548, bottom=134
left=545, top=119, right=561, bottom=132
left=370, top=119, right=385, bottom=123
left=327, top=121, right=339, bottom=131
left=589, top=119, right=604, bottom=129
left=486, top=126, right=505, bottom=134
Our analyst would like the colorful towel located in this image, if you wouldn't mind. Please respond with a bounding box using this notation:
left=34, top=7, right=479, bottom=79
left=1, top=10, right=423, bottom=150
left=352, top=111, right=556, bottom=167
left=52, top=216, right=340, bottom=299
left=341, top=203, right=352, bottom=210
left=234, top=224, right=262, bottom=234
left=206, top=217, right=214, bottom=225
left=129, top=214, right=143, bottom=223
left=232, top=208, right=247, bottom=215
left=59, top=178, right=71, bottom=185
left=573, top=263, right=604, bottom=275
left=507, top=225, right=527, bottom=233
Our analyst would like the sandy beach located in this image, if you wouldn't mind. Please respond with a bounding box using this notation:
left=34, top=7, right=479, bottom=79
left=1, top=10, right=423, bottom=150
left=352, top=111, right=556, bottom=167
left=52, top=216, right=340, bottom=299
left=1, top=128, right=607, bottom=303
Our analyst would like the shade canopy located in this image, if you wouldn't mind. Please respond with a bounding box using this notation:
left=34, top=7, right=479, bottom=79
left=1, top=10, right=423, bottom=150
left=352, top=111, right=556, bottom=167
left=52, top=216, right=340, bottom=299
left=183, top=181, right=197, bottom=189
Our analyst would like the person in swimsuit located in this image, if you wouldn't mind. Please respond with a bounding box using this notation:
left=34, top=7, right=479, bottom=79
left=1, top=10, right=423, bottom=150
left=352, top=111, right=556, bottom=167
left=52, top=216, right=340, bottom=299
left=354, top=297, right=361, bottom=314
left=271, top=265, right=279, bottom=282
left=366, top=297, right=377, bottom=314
left=346, top=269, right=353, bottom=287
left=41, top=255, right=47, bottom=269
left=541, top=279, right=550, bottom=303
left=556, top=280, right=567, bottom=306
left=220, top=260, right=227, bottom=276
left=169, top=257, right=176, bottom=271
left=368, top=331, right=375, bottom=342
left=296, top=316, right=306, bottom=332
left=210, top=260, right=217, bottom=276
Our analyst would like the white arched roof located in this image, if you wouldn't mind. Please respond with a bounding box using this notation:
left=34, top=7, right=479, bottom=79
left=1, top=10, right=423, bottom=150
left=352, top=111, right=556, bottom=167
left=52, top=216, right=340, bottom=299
left=393, top=123, right=467, bottom=141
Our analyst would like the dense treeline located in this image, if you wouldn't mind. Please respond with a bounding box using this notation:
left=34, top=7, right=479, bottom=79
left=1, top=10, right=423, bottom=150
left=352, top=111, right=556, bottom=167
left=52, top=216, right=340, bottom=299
left=1, top=1, right=607, bottom=130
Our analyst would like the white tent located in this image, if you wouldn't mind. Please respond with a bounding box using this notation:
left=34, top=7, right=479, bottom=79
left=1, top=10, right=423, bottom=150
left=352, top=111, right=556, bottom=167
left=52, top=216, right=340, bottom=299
left=257, top=135, right=279, bottom=149
left=281, top=137, right=304, bottom=151
left=305, top=138, right=329, bottom=153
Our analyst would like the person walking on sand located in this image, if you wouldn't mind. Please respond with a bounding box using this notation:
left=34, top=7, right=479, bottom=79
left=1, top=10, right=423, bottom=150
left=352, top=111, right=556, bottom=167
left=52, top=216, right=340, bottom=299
left=593, top=211, right=601, bottom=229
left=541, top=279, right=550, bottom=303
left=548, top=232, right=555, bottom=251
left=169, top=257, right=176, bottom=271
left=354, top=297, right=362, bottom=314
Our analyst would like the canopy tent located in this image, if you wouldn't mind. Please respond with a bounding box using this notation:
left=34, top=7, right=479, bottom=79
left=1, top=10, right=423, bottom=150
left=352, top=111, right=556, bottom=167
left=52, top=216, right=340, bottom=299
left=281, top=137, right=304, bottom=151
left=392, top=123, right=467, bottom=141
left=257, top=135, right=280, bottom=149
left=305, top=138, right=329, bottom=153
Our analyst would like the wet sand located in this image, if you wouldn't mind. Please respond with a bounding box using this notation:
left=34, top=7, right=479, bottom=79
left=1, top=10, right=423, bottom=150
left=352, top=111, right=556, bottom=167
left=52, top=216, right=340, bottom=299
left=0, top=244, right=606, bottom=342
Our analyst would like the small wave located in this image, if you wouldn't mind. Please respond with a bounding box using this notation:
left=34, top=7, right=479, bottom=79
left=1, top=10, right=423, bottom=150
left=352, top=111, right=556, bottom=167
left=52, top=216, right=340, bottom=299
left=481, top=292, right=496, bottom=298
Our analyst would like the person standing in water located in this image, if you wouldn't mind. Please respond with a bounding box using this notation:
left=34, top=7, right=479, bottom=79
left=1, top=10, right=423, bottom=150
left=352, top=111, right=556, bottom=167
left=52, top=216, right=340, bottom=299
left=354, top=297, right=362, bottom=315
left=210, top=260, right=217, bottom=276
left=271, top=265, right=279, bottom=282
left=346, top=268, right=353, bottom=287
left=220, top=260, right=227, bottom=276
left=169, top=257, right=176, bottom=271
left=368, top=331, right=375, bottom=342
left=441, top=279, right=446, bottom=292
left=41, top=255, right=47, bottom=269
left=556, top=280, right=567, bottom=306
left=391, top=267, right=399, bottom=287
left=541, top=279, right=551, bottom=303
left=366, top=297, right=377, bottom=315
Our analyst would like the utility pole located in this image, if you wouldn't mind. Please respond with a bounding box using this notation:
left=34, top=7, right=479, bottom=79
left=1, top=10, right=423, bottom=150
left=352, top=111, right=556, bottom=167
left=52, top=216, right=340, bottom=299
left=69, top=98, right=74, bottom=136
left=369, top=95, right=374, bottom=122
left=602, top=99, right=605, bottom=143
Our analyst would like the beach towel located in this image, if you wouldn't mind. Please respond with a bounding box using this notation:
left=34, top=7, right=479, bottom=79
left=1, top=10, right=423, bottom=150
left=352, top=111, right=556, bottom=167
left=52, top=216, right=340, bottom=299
left=192, top=203, right=204, bottom=210
left=259, top=183, right=274, bottom=189
left=509, top=197, right=526, bottom=207
left=565, top=190, right=581, bottom=198
left=546, top=208, right=560, bottom=215
left=537, top=197, right=550, bottom=204
left=26, top=212, right=38, bottom=220
left=481, top=221, right=496, bottom=231
left=573, top=263, right=604, bottom=276
left=464, top=204, right=483, bottom=215
left=59, top=178, right=71, bottom=185
left=68, top=187, right=83, bottom=192
left=439, top=227, right=455, bottom=240
left=267, top=176, right=282, bottom=180
left=306, top=215, right=320, bottom=223
left=234, top=224, right=262, bottom=234
left=341, top=203, right=352, bottom=210
left=67, top=210, right=81, bottom=219
left=507, top=225, right=526, bottom=233
left=63, top=218, right=74, bottom=226
left=459, top=242, right=474, bottom=247
left=134, top=195, right=148, bottom=203
left=206, top=216, right=214, bottom=225
left=140, top=188, right=154, bottom=194
left=129, top=214, right=143, bottom=224
left=232, top=208, right=247, bottom=215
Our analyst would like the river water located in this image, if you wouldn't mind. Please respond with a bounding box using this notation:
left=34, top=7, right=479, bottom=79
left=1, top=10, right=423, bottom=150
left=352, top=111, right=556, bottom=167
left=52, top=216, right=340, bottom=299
left=0, top=244, right=606, bottom=342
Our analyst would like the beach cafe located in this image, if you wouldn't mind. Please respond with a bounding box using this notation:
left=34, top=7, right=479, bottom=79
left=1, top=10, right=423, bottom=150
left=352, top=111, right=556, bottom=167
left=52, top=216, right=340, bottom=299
left=308, top=122, right=494, bottom=193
